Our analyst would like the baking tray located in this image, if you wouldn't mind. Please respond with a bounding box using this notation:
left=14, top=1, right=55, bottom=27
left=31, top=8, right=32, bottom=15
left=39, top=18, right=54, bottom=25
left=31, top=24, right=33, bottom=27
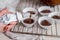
left=10, top=0, right=60, bottom=38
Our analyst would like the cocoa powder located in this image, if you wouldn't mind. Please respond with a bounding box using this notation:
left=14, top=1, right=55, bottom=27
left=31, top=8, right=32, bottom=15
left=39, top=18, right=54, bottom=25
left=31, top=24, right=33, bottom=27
left=41, top=20, right=51, bottom=26
left=23, top=18, right=34, bottom=24
left=41, top=10, right=51, bottom=13
left=52, top=15, right=60, bottom=19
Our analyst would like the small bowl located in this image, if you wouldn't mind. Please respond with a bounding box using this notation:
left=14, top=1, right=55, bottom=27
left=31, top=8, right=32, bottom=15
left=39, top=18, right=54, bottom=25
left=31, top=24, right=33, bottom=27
left=48, top=12, right=60, bottom=23
left=21, top=17, right=37, bottom=28
left=38, top=16, right=53, bottom=29
left=38, top=6, right=53, bottom=16
left=23, top=7, right=38, bottom=18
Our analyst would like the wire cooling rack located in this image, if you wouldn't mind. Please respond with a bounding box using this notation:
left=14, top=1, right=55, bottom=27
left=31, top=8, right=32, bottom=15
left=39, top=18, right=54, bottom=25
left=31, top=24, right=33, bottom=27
left=10, top=0, right=60, bottom=38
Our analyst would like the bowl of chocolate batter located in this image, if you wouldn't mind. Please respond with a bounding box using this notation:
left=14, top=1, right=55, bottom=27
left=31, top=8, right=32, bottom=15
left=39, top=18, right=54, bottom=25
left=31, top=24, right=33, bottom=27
left=38, top=6, right=53, bottom=16
left=38, top=16, right=53, bottom=29
left=48, top=12, right=60, bottom=23
left=23, top=7, right=38, bottom=18
left=21, top=17, right=37, bottom=27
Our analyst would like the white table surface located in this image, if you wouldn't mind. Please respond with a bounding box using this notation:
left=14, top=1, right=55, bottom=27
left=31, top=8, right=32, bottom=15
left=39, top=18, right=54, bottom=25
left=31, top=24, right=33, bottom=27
left=0, top=33, right=60, bottom=40
left=0, top=33, right=11, bottom=40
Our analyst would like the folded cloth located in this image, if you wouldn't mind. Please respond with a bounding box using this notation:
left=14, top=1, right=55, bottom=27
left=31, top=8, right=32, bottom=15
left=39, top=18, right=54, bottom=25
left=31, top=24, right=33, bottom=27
left=0, top=12, right=23, bottom=25
left=0, top=13, right=17, bottom=24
